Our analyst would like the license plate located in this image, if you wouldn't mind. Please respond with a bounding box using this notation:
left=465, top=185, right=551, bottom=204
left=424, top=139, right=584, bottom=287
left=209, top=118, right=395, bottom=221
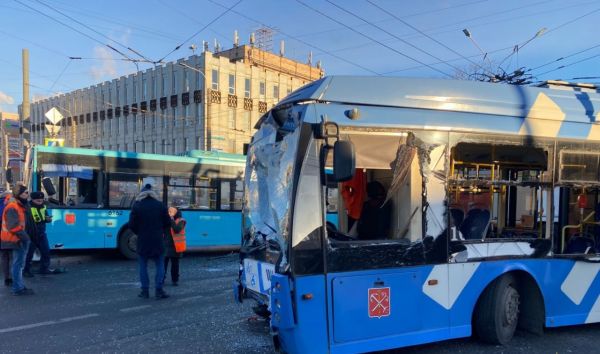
left=243, top=258, right=275, bottom=295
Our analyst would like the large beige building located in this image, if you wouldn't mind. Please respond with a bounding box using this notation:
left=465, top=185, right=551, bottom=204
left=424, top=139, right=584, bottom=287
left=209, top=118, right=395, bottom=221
left=28, top=43, right=323, bottom=154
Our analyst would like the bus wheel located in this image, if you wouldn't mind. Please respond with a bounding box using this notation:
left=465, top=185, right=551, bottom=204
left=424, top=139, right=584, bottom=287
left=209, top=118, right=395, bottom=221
left=119, top=229, right=138, bottom=260
left=474, top=274, right=520, bottom=345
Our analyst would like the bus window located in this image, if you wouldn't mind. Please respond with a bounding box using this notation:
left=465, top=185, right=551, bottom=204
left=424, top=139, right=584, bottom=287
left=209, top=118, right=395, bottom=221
left=196, top=178, right=217, bottom=210
left=219, top=179, right=243, bottom=211
left=325, top=131, right=450, bottom=272
left=448, top=136, right=552, bottom=241
left=167, top=176, right=193, bottom=209
left=109, top=173, right=139, bottom=208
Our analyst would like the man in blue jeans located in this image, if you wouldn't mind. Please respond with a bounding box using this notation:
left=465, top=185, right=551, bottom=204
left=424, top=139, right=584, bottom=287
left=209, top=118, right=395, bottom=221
left=128, top=179, right=171, bottom=299
left=1, top=183, right=34, bottom=295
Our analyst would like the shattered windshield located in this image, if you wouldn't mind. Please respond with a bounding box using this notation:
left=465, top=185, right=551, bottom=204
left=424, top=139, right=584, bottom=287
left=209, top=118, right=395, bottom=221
left=242, top=112, right=301, bottom=269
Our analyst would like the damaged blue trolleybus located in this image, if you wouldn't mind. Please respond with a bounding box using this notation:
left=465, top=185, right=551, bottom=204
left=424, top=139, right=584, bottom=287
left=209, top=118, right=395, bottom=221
left=29, top=146, right=245, bottom=259
left=235, top=76, right=600, bottom=353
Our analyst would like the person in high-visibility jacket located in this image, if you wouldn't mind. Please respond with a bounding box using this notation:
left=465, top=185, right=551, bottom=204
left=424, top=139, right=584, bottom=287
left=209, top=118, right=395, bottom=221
left=164, top=206, right=186, bottom=286
left=0, top=183, right=34, bottom=295
left=24, top=191, right=58, bottom=275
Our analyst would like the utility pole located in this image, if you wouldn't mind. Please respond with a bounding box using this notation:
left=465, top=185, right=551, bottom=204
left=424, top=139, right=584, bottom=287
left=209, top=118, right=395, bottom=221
left=21, top=48, right=32, bottom=185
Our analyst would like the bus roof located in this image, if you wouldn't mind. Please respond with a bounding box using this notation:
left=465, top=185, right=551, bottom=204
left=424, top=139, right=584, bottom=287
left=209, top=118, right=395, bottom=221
left=278, top=76, right=600, bottom=126
left=34, top=145, right=246, bottom=166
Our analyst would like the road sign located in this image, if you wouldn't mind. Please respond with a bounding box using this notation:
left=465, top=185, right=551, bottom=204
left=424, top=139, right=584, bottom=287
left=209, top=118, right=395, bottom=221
left=45, top=107, right=64, bottom=125
left=45, top=124, right=61, bottom=136
left=44, top=138, right=65, bottom=147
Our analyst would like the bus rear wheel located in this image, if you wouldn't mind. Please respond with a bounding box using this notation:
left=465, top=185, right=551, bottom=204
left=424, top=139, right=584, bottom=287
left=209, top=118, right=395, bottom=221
left=474, top=274, right=520, bottom=345
left=119, top=228, right=138, bottom=260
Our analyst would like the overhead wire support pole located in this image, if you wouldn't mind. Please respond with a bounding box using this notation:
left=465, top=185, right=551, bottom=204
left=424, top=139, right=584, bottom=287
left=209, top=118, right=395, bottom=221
left=462, top=28, right=493, bottom=67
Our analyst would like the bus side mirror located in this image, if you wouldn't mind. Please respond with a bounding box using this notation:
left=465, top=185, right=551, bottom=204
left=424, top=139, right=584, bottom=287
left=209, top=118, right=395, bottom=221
left=333, top=140, right=355, bottom=182
left=42, top=177, right=57, bottom=196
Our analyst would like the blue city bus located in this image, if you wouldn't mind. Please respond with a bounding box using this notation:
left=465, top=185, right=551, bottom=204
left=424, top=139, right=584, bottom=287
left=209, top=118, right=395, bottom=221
left=235, top=76, right=600, bottom=353
left=29, top=146, right=245, bottom=259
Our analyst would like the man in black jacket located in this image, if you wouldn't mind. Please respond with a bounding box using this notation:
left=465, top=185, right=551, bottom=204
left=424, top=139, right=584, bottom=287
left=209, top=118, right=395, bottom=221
left=128, top=180, right=172, bottom=299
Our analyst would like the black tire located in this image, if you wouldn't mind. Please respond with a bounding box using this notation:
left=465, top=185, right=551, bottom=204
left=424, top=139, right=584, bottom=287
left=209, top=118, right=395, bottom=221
left=118, top=228, right=138, bottom=260
left=474, top=274, right=520, bottom=345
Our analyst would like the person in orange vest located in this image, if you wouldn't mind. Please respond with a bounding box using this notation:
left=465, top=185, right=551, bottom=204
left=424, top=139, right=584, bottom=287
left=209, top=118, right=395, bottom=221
left=0, top=191, right=12, bottom=287
left=164, top=206, right=186, bottom=286
left=1, top=183, right=34, bottom=295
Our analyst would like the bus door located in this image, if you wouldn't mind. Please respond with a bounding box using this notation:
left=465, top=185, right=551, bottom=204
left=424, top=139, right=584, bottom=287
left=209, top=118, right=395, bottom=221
left=324, top=131, right=452, bottom=348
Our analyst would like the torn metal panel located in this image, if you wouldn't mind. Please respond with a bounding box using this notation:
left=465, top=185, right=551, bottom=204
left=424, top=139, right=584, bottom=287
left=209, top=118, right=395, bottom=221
left=243, top=115, right=301, bottom=269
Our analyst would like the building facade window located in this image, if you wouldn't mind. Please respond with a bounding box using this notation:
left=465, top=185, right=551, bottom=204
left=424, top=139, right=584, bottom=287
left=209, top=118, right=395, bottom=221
left=196, top=103, right=202, bottom=126
left=184, top=69, right=190, bottom=92
left=212, top=69, right=219, bottom=90
left=228, top=109, right=235, bottom=129
left=184, top=105, right=190, bottom=126
left=244, top=78, right=251, bottom=98
left=229, top=74, right=235, bottom=95
left=152, top=73, right=157, bottom=98
left=259, top=81, right=265, bottom=97
left=142, top=74, right=147, bottom=100
left=243, top=111, right=251, bottom=132
left=196, top=65, right=202, bottom=88
left=133, top=76, right=137, bottom=102
left=273, top=85, right=279, bottom=99
left=172, top=69, right=178, bottom=94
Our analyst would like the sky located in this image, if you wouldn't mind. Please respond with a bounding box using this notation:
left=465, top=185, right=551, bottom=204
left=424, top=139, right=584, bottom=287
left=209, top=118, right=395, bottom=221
left=1, top=0, right=599, bottom=113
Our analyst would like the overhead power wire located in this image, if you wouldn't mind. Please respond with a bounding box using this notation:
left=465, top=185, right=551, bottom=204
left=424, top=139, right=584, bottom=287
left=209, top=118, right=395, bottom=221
left=12, top=0, right=142, bottom=68
left=296, top=0, right=452, bottom=77
left=528, top=43, right=600, bottom=73
left=207, top=0, right=381, bottom=75
left=534, top=52, right=600, bottom=78
left=48, top=59, right=72, bottom=92
left=364, top=0, right=493, bottom=76
left=33, top=0, right=153, bottom=64
left=157, top=0, right=243, bottom=63
left=326, top=0, right=468, bottom=76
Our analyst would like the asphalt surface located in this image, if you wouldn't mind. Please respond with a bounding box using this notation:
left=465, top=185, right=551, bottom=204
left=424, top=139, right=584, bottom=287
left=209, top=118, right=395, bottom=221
left=0, top=252, right=272, bottom=353
left=1, top=252, right=599, bottom=353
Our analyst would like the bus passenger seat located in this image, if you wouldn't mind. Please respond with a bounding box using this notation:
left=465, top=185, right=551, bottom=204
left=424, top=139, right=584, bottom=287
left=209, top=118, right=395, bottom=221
left=459, top=209, right=490, bottom=240
left=450, top=208, right=464, bottom=228
left=565, top=235, right=594, bottom=254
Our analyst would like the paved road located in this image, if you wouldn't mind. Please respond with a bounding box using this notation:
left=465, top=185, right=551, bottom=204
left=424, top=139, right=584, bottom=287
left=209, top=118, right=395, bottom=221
left=0, top=252, right=271, bottom=353
left=1, top=252, right=599, bottom=353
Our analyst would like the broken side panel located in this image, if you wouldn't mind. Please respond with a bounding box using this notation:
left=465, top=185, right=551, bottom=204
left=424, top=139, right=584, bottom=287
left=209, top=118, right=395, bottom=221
left=242, top=113, right=302, bottom=269
left=326, top=129, right=450, bottom=272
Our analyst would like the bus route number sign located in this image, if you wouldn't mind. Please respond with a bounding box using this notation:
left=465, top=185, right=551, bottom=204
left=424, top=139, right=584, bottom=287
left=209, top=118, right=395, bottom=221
left=368, top=287, right=391, bottom=318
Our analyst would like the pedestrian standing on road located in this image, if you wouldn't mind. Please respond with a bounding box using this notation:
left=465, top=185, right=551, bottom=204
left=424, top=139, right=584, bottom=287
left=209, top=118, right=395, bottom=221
left=1, top=183, right=34, bottom=295
left=25, top=192, right=59, bottom=275
left=164, top=206, right=186, bottom=286
left=0, top=191, right=13, bottom=287
left=129, top=179, right=171, bottom=299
